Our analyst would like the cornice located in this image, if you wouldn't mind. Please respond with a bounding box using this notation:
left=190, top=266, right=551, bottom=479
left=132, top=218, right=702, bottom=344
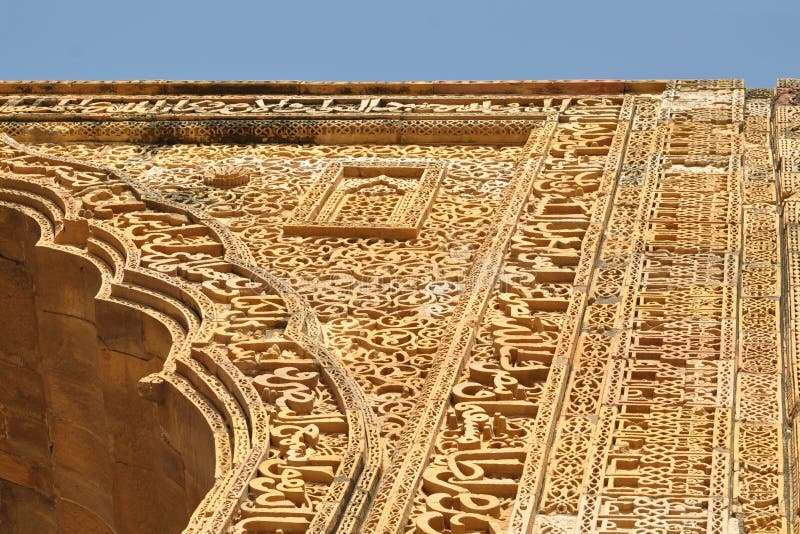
left=0, top=79, right=671, bottom=96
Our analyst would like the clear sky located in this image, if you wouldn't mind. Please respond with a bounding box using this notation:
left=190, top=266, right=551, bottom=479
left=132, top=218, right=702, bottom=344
left=2, top=0, right=797, bottom=88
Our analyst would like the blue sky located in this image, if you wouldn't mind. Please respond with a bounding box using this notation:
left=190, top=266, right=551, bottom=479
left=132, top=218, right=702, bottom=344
left=2, top=0, right=797, bottom=88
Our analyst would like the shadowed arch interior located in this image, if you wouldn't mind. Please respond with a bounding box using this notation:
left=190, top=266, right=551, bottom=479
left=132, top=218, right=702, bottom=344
left=0, top=206, right=216, bottom=534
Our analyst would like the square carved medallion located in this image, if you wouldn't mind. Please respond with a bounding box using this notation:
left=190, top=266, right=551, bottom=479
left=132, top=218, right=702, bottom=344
left=284, top=158, right=445, bottom=238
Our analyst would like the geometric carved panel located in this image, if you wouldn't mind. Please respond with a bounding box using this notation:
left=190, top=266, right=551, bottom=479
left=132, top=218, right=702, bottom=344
left=283, top=158, right=445, bottom=238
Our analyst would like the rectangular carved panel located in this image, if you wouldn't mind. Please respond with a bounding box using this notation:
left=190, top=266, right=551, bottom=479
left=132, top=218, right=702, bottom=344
left=283, top=158, right=445, bottom=238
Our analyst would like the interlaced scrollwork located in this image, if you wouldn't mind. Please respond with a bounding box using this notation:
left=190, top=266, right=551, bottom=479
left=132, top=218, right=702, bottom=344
left=0, top=134, right=376, bottom=534
left=0, top=80, right=793, bottom=534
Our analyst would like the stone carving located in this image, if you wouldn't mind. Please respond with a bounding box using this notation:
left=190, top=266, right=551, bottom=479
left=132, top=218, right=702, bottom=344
left=0, top=94, right=564, bottom=119
left=0, top=133, right=377, bottom=534
left=284, top=159, right=446, bottom=239
left=0, top=79, right=793, bottom=534
left=201, top=162, right=252, bottom=189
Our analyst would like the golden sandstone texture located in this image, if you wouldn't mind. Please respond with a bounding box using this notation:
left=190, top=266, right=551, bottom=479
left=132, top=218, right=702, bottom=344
left=0, top=79, right=797, bottom=533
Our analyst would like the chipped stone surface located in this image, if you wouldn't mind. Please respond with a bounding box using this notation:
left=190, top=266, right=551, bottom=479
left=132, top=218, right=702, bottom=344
left=0, top=79, right=795, bottom=533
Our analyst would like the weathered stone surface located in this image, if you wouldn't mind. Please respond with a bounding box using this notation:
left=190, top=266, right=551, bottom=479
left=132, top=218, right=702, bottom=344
left=0, top=79, right=796, bottom=533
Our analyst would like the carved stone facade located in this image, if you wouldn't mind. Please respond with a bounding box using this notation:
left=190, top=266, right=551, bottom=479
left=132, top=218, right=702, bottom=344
left=0, top=79, right=797, bottom=533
